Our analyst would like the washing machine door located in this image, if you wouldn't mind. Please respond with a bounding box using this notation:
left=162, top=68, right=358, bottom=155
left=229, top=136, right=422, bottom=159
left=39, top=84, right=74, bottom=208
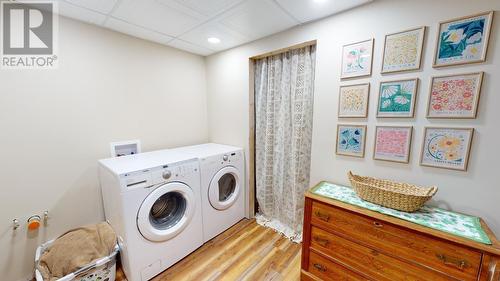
left=137, top=182, right=195, bottom=242
left=208, top=166, right=240, bottom=210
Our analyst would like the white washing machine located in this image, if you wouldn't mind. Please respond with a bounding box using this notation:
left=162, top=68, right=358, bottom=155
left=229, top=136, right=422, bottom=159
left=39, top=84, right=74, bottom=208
left=171, top=143, right=246, bottom=242
left=98, top=150, right=203, bottom=281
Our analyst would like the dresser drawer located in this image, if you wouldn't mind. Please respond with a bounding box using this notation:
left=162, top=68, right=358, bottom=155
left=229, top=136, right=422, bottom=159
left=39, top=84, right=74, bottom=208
left=308, top=250, right=367, bottom=281
left=311, top=226, right=455, bottom=281
left=311, top=201, right=481, bottom=280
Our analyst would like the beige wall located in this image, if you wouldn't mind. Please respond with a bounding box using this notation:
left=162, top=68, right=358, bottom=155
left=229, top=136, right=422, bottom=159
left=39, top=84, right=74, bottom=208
left=2, top=1, right=500, bottom=280
left=206, top=0, right=500, bottom=238
left=0, top=17, right=208, bottom=281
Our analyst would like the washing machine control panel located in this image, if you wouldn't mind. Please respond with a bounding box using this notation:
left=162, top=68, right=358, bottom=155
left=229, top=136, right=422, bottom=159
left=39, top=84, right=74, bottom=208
left=162, top=170, right=172, bottom=179
left=119, top=159, right=199, bottom=190
left=150, top=160, right=199, bottom=185
left=119, top=170, right=153, bottom=190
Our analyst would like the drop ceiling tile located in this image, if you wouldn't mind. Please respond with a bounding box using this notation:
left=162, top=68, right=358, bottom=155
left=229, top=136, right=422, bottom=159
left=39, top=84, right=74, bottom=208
left=111, top=0, right=205, bottom=37
left=218, top=0, right=298, bottom=41
left=168, top=39, right=214, bottom=56
left=62, top=0, right=118, bottom=14
left=275, top=0, right=372, bottom=23
left=55, top=1, right=107, bottom=25
left=105, top=17, right=174, bottom=45
left=178, top=21, right=248, bottom=51
left=48, top=0, right=374, bottom=55
left=162, top=0, right=245, bottom=17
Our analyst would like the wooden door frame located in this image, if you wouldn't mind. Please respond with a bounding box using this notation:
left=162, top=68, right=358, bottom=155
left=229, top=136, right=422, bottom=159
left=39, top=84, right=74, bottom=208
left=247, top=40, right=317, bottom=218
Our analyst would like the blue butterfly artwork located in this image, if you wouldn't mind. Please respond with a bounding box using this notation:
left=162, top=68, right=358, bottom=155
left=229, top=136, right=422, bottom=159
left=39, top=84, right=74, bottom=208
left=337, top=126, right=365, bottom=156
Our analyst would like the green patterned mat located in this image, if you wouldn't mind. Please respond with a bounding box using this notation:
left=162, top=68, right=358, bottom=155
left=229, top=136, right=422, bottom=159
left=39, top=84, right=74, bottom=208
left=311, top=182, right=491, bottom=245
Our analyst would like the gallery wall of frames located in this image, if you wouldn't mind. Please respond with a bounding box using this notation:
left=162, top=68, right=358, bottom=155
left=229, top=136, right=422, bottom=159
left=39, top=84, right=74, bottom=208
left=335, top=11, right=494, bottom=172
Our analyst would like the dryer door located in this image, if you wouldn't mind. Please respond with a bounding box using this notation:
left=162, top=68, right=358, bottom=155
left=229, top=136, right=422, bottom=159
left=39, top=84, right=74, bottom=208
left=208, top=166, right=241, bottom=210
left=137, top=182, right=195, bottom=242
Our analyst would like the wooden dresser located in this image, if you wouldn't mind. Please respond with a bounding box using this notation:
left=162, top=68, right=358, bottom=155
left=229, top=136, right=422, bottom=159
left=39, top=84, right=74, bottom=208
left=301, top=186, right=500, bottom=281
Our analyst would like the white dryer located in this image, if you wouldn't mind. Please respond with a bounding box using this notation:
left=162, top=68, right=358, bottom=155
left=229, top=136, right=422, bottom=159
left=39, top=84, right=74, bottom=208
left=171, top=143, right=246, bottom=242
left=98, top=150, right=203, bottom=281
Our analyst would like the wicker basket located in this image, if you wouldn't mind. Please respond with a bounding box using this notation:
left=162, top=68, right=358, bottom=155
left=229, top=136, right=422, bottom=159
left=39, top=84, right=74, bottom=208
left=347, top=171, right=438, bottom=212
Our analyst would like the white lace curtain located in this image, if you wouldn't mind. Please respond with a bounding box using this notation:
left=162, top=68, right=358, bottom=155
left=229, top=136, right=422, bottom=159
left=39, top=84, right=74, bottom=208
left=255, top=45, right=316, bottom=242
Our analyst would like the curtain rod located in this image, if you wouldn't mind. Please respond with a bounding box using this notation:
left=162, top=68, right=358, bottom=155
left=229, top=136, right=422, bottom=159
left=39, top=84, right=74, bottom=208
left=249, top=40, right=317, bottom=60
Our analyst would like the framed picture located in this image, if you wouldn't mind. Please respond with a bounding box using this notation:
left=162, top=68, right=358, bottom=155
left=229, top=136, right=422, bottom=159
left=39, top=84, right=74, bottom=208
left=433, top=11, right=494, bottom=67
left=373, top=126, right=413, bottom=163
left=341, top=39, right=374, bottom=79
left=377, top=78, right=419, bottom=118
left=381, top=26, right=426, bottom=73
left=420, top=127, right=474, bottom=171
left=110, top=139, right=141, bottom=157
left=336, top=124, right=367, bottom=158
left=427, top=72, right=483, bottom=119
left=338, top=83, right=370, bottom=118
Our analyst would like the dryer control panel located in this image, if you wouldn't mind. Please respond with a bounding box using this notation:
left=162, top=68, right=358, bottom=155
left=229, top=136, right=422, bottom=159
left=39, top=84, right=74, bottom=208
left=221, top=150, right=242, bottom=163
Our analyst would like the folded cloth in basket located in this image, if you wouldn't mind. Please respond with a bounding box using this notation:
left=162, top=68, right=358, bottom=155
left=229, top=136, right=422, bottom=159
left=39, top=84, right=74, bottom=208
left=37, top=222, right=117, bottom=281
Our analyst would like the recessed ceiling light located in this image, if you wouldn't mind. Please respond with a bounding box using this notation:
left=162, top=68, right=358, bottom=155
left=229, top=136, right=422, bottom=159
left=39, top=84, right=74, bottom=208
left=207, top=37, right=221, bottom=44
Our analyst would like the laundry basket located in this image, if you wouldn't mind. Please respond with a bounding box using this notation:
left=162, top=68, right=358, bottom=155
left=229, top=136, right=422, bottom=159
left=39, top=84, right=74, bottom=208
left=34, top=239, right=119, bottom=281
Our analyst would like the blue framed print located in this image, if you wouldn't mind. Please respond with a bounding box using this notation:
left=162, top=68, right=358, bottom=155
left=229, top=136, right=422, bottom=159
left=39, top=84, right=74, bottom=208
left=336, top=124, right=367, bottom=158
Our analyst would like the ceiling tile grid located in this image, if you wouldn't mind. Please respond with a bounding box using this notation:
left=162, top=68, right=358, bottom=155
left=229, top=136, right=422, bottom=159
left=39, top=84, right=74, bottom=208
left=110, top=0, right=205, bottom=37
left=167, top=39, right=214, bottom=56
left=40, top=0, right=373, bottom=56
left=165, top=0, right=246, bottom=18
left=63, top=0, right=118, bottom=14
left=217, top=0, right=299, bottom=41
left=275, top=0, right=372, bottom=23
left=104, top=17, right=174, bottom=45
left=56, top=1, right=107, bottom=25
left=178, top=20, right=249, bottom=51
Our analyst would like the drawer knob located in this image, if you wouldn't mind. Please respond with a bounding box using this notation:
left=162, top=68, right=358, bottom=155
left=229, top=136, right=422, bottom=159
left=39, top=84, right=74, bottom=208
left=373, top=221, right=383, bottom=228
left=314, top=211, right=331, bottom=222
left=436, top=254, right=468, bottom=270
left=313, top=263, right=327, bottom=272
left=313, top=236, right=330, bottom=246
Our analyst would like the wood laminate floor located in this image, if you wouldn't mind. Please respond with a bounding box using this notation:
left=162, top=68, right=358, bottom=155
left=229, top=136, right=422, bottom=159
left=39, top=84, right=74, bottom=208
left=116, top=219, right=301, bottom=281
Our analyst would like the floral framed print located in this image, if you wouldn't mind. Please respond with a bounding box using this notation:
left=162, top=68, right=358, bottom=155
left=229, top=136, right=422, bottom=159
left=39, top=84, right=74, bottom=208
left=433, top=11, right=494, bottom=67
left=427, top=72, right=483, bottom=119
left=336, top=124, right=367, bottom=158
left=341, top=39, right=374, bottom=79
left=420, top=127, right=474, bottom=171
left=381, top=26, right=426, bottom=73
left=338, top=83, right=370, bottom=118
left=377, top=78, right=418, bottom=118
left=373, top=126, right=413, bottom=163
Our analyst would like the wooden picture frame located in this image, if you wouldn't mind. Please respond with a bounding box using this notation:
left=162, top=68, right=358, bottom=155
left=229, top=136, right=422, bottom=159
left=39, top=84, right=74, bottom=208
left=381, top=26, right=426, bottom=74
left=377, top=78, right=419, bottom=118
left=340, top=39, right=374, bottom=79
left=373, top=126, right=413, bottom=163
left=420, top=127, right=474, bottom=171
left=426, top=72, right=484, bottom=119
left=433, top=11, right=494, bottom=68
left=338, top=83, right=370, bottom=118
left=336, top=124, right=367, bottom=158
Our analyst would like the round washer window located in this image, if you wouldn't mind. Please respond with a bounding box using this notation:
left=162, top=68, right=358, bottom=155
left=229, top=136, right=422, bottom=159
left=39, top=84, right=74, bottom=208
left=218, top=173, right=236, bottom=202
left=149, top=192, right=186, bottom=230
